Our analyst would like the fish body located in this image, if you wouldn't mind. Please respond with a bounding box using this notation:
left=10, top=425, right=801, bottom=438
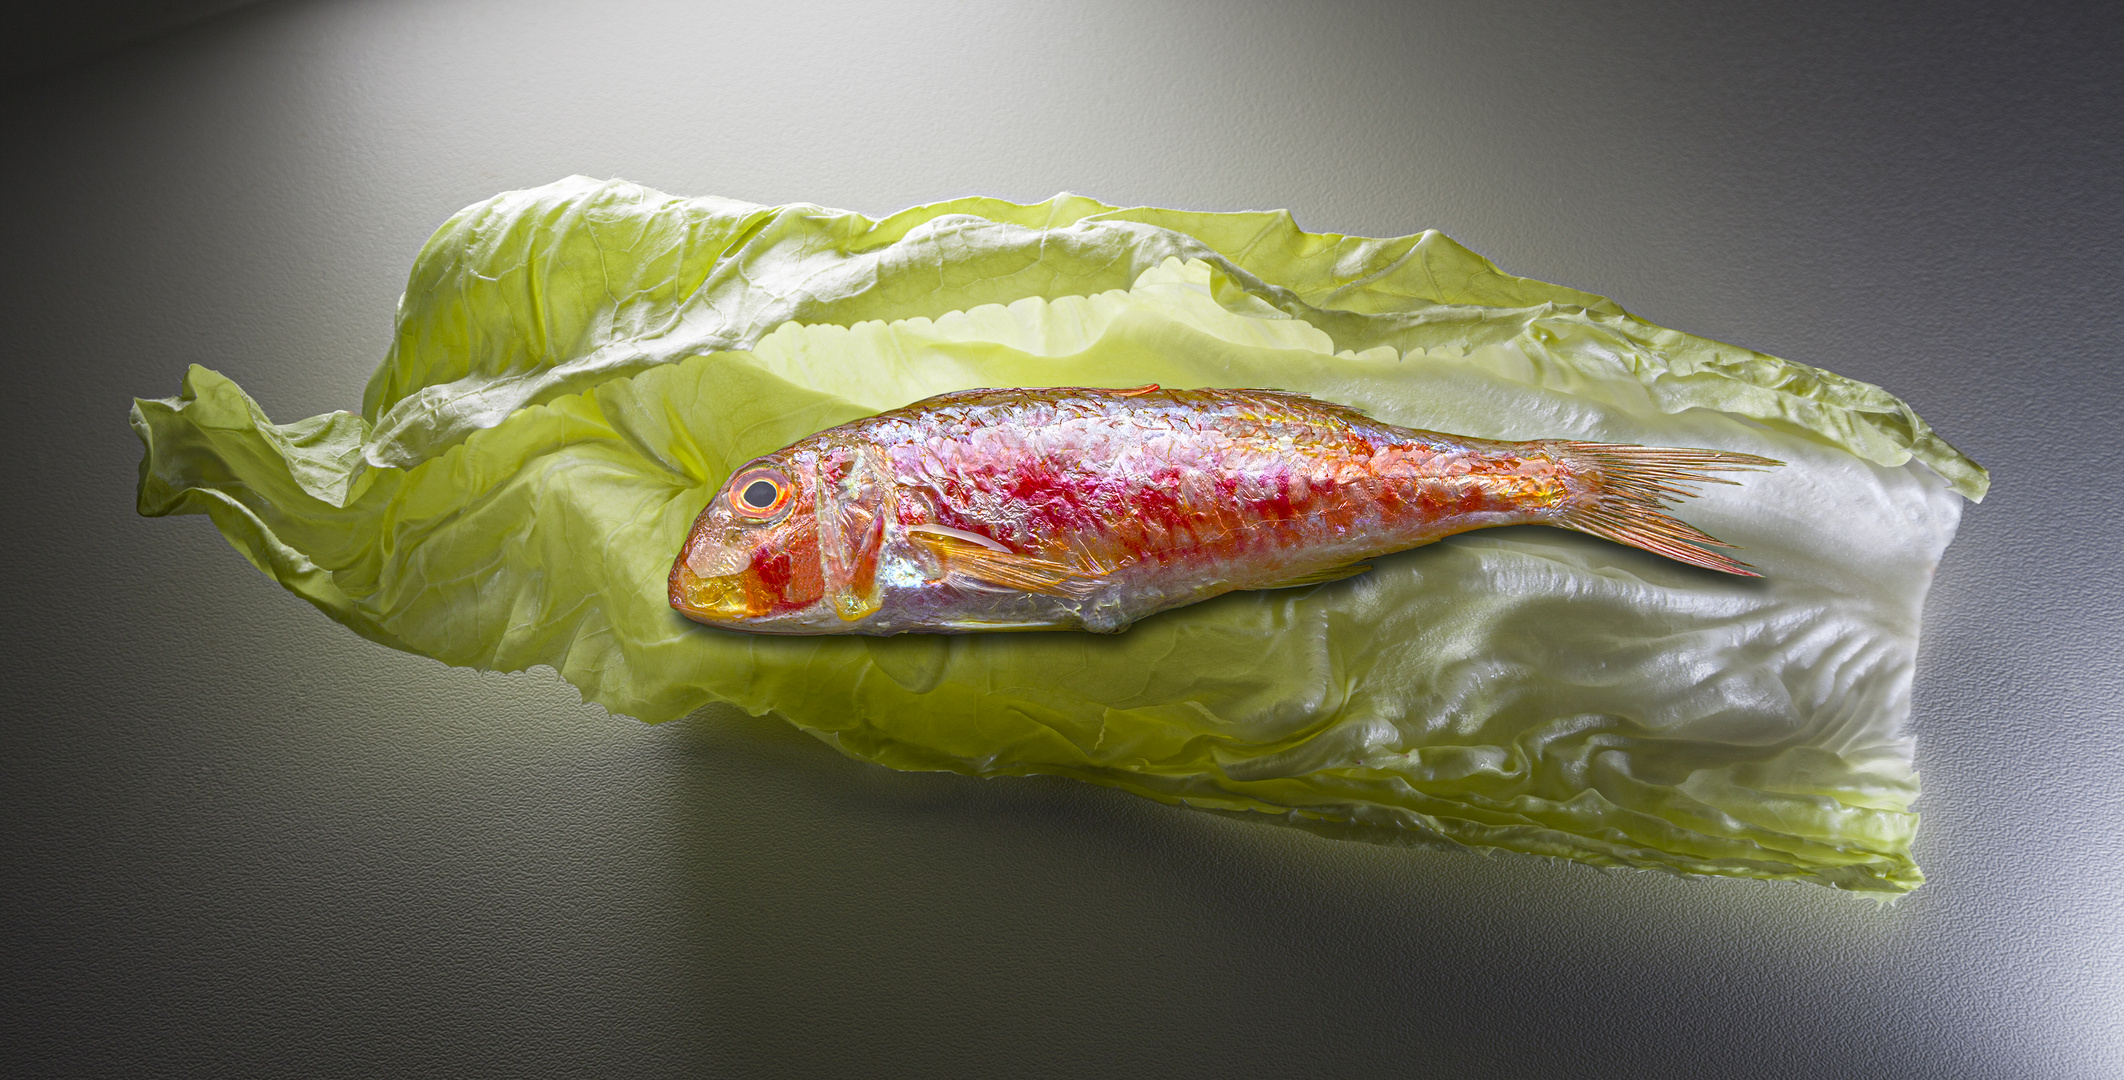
left=669, top=385, right=1776, bottom=635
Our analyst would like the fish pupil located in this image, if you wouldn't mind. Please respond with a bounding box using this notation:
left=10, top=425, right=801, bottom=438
left=742, top=480, right=779, bottom=509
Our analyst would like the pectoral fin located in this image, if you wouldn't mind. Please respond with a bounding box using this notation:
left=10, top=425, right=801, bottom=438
left=908, top=528, right=1104, bottom=598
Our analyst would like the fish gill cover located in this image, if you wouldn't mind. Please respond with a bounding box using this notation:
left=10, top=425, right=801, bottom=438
left=131, top=177, right=1983, bottom=894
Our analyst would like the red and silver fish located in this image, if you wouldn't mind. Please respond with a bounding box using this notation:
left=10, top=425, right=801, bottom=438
left=669, top=385, right=1778, bottom=634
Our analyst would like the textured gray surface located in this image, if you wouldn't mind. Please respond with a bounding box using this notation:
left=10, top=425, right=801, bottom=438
left=1, top=1, right=2118, bottom=1076
left=0, top=0, right=261, bottom=87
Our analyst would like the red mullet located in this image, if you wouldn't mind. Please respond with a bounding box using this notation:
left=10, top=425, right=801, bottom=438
left=670, top=385, right=1779, bottom=634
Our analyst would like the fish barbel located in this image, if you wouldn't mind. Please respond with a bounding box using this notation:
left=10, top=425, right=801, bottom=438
left=669, top=385, right=1779, bottom=634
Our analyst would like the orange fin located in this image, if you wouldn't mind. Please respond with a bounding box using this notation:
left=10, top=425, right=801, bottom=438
left=1557, top=442, right=1782, bottom=577
left=1109, top=383, right=1160, bottom=396
left=1253, top=563, right=1372, bottom=591
left=908, top=528, right=1105, bottom=598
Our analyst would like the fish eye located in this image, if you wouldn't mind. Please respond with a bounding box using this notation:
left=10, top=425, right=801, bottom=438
left=727, top=468, right=791, bottom=519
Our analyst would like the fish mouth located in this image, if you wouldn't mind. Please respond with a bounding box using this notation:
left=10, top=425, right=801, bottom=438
left=670, top=567, right=751, bottom=624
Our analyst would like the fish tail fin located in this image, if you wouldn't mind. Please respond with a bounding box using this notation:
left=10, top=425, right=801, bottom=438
left=1553, top=442, right=1782, bottom=577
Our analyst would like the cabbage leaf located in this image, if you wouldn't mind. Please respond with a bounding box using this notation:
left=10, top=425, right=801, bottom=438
left=131, top=177, right=1983, bottom=893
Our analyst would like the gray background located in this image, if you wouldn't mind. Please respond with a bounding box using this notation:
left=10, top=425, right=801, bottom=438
left=2, top=1, right=2117, bottom=1076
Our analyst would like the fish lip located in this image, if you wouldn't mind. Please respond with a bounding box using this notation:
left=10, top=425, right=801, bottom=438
left=668, top=566, right=750, bottom=624
left=668, top=571, right=846, bottom=633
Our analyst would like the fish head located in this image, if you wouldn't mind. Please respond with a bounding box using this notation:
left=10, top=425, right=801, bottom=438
left=668, top=455, right=830, bottom=629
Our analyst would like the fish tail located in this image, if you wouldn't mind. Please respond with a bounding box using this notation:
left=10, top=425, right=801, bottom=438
left=1553, top=442, right=1782, bottom=577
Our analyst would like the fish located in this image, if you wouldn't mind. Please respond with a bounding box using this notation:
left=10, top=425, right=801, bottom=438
left=668, top=385, right=1780, bottom=635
